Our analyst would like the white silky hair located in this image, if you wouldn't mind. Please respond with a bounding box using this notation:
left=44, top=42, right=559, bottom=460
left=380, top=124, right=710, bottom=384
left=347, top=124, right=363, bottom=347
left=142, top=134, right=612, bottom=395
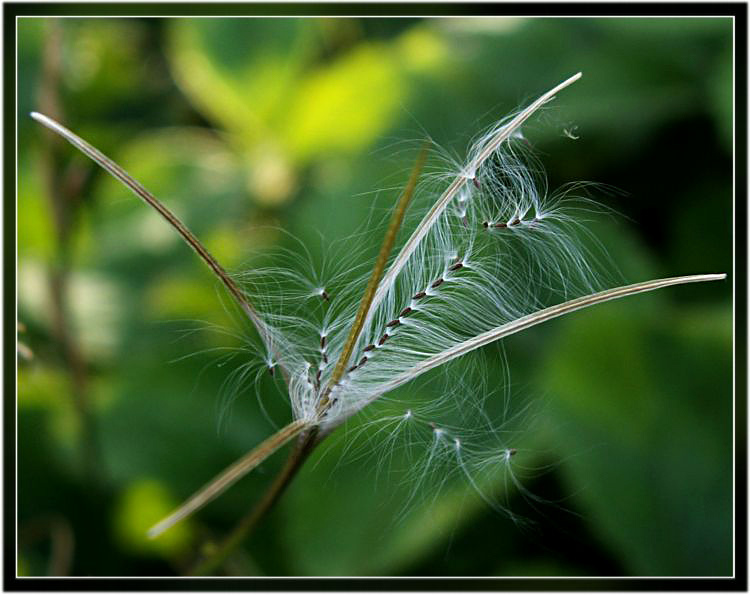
left=232, top=75, right=611, bottom=432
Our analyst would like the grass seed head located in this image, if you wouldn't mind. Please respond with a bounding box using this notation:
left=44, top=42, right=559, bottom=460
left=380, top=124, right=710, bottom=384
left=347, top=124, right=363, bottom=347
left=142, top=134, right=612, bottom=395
left=30, top=72, right=726, bottom=537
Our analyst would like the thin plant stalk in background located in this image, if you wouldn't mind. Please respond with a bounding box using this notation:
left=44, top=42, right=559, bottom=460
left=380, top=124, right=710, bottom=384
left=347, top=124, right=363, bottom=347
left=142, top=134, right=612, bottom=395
left=31, top=72, right=726, bottom=574
left=35, top=21, right=101, bottom=483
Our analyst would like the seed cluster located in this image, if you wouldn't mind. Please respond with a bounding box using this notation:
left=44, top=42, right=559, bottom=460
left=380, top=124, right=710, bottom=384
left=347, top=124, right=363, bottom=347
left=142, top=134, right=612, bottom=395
left=345, top=259, right=466, bottom=374
left=307, top=333, right=330, bottom=391
left=482, top=214, right=540, bottom=229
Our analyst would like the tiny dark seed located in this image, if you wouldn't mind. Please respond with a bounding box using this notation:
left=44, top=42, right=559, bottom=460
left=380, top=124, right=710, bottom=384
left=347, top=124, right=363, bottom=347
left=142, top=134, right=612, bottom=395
left=386, top=319, right=400, bottom=327
left=448, top=262, right=464, bottom=272
left=509, top=217, right=520, bottom=226
left=363, top=344, right=375, bottom=352
left=268, top=366, right=275, bottom=377
left=322, top=354, right=329, bottom=364
left=378, top=334, right=390, bottom=346
left=493, top=222, right=507, bottom=229
left=320, top=335, right=327, bottom=349
left=399, top=306, right=413, bottom=317
left=431, top=278, right=444, bottom=289
left=348, top=365, right=358, bottom=373
left=320, top=290, right=329, bottom=301
left=482, top=221, right=489, bottom=229
left=472, top=177, right=480, bottom=189
left=413, top=291, right=427, bottom=300
left=315, top=369, right=321, bottom=382
left=358, top=356, right=368, bottom=367
left=508, top=448, right=518, bottom=457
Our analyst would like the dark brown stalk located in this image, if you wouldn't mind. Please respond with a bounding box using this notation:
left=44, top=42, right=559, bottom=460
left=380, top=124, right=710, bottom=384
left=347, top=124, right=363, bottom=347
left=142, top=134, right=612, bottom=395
left=187, top=429, right=318, bottom=576
left=149, top=420, right=309, bottom=538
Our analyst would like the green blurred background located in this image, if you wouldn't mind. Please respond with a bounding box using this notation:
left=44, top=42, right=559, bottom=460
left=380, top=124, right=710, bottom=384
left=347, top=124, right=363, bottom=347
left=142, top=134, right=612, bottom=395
left=17, top=17, right=733, bottom=577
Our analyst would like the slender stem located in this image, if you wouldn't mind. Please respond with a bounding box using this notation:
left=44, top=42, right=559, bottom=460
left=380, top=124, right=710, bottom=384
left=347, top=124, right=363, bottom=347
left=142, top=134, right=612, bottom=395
left=148, top=420, right=310, bottom=538
left=366, top=273, right=727, bottom=399
left=319, top=143, right=428, bottom=412
left=188, top=429, right=319, bottom=576
left=29, top=111, right=288, bottom=383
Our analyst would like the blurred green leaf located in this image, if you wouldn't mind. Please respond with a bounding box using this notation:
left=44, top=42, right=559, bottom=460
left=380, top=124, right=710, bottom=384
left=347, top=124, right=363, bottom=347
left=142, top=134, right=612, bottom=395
left=540, top=301, right=732, bottom=575
left=17, top=160, right=56, bottom=261
left=19, top=258, right=125, bottom=362
left=282, top=42, right=404, bottom=159
left=166, top=20, right=421, bottom=206
left=167, top=19, right=313, bottom=142
left=708, top=45, right=733, bottom=152
left=113, top=478, right=195, bottom=557
left=18, top=365, right=80, bottom=473
left=17, top=556, right=31, bottom=577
